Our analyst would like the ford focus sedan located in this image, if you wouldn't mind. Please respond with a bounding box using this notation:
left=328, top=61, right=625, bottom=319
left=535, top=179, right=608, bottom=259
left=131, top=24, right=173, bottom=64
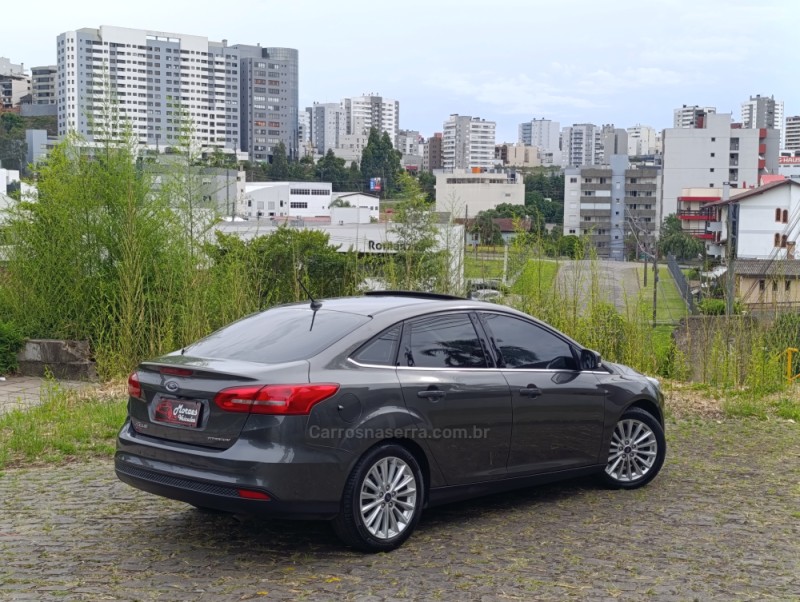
left=116, top=292, right=666, bottom=552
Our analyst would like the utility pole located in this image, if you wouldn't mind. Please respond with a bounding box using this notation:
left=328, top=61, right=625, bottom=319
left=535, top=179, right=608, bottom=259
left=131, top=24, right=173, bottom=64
left=724, top=182, right=735, bottom=316
left=652, top=244, right=658, bottom=327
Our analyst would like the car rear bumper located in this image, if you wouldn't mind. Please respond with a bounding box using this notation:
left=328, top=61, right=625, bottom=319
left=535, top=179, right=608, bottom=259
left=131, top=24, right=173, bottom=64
left=115, top=420, right=349, bottom=520
left=115, top=455, right=339, bottom=519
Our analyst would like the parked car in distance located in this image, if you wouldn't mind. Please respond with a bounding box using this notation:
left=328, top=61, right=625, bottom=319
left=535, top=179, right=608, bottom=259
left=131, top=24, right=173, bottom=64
left=116, top=292, right=666, bottom=552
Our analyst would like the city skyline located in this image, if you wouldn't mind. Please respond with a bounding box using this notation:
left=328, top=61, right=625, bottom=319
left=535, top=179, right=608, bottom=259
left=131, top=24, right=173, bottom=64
left=1, top=0, right=796, bottom=143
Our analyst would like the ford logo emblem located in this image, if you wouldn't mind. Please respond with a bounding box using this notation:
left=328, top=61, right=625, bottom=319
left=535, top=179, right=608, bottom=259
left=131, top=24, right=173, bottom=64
left=165, top=380, right=180, bottom=393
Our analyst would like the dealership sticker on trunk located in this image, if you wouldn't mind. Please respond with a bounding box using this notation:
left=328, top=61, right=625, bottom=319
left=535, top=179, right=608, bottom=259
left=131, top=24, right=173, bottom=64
left=154, top=398, right=201, bottom=427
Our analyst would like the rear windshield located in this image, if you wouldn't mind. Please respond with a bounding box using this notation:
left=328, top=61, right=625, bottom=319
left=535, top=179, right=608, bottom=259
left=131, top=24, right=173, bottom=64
left=183, top=307, right=370, bottom=364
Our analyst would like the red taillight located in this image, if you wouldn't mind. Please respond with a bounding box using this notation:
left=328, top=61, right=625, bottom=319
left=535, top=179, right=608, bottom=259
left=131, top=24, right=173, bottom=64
left=159, top=366, right=194, bottom=377
left=214, top=384, right=339, bottom=415
left=238, top=489, right=271, bottom=500
left=127, top=371, right=142, bottom=399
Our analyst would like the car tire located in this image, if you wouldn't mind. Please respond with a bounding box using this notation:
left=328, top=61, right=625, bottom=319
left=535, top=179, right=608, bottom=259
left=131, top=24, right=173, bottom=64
left=332, top=444, right=424, bottom=552
left=601, top=407, right=665, bottom=490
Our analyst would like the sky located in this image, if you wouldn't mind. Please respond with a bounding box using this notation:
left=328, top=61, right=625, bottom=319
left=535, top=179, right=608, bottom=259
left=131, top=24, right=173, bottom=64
left=2, top=0, right=796, bottom=142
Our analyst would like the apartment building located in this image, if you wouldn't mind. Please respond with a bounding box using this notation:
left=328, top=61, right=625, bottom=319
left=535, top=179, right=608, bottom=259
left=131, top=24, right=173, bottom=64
left=626, top=125, right=658, bottom=156
left=307, top=102, right=346, bottom=155
left=30, top=66, right=57, bottom=105
left=661, top=111, right=780, bottom=218
left=423, top=133, right=443, bottom=171
left=57, top=26, right=241, bottom=150
left=442, top=114, right=496, bottom=170
left=234, top=45, right=298, bottom=161
left=673, top=105, right=716, bottom=128
left=494, top=143, right=541, bottom=168
left=562, top=155, right=660, bottom=260
left=0, top=72, right=30, bottom=109
left=783, top=115, right=800, bottom=153
left=562, top=123, right=602, bottom=167
left=600, top=125, right=628, bottom=164
left=341, top=94, right=399, bottom=142
left=519, top=118, right=560, bottom=149
left=741, top=94, right=784, bottom=148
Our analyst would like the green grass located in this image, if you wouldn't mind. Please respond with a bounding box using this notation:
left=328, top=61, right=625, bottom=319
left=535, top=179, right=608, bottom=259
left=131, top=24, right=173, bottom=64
left=464, top=255, right=505, bottom=280
left=0, top=385, right=127, bottom=469
left=637, top=266, right=690, bottom=323
left=721, top=390, right=800, bottom=420
left=512, top=259, right=559, bottom=295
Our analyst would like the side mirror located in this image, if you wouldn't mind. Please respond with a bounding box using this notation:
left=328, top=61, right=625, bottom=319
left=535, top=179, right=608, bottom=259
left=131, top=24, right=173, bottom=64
left=580, top=349, right=601, bottom=371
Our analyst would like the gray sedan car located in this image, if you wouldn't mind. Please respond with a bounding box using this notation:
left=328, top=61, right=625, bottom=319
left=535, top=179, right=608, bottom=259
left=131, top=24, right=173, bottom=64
left=116, top=292, right=666, bottom=552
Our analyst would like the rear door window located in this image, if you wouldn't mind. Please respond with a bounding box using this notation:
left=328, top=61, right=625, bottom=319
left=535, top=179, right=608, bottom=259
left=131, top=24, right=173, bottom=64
left=403, top=313, right=487, bottom=369
left=184, top=307, right=370, bottom=363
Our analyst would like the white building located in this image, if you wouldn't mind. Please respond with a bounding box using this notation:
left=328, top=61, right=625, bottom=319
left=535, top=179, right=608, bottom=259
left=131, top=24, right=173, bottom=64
left=626, top=125, right=658, bottom=156
left=519, top=118, right=560, bottom=150
left=0, top=72, right=29, bottom=110
left=341, top=94, right=399, bottom=142
left=243, top=181, right=332, bottom=220
left=673, top=105, right=716, bottom=128
left=331, top=192, right=380, bottom=223
left=661, top=111, right=780, bottom=218
left=434, top=169, right=523, bottom=215
left=703, top=179, right=800, bottom=260
left=778, top=155, right=800, bottom=181
left=562, top=123, right=602, bottom=167
left=57, top=25, right=241, bottom=151
left=495, top=143, right=541, bottom=168
left=784, top=115, right=800, bottom=153
left=442, top=114, right=497, bottom=170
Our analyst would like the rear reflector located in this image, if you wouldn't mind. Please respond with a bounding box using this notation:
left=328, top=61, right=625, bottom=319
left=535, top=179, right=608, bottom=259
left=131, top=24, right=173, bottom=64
left=127, top=372, right=142, bottom=399
left=214, top=384, right=339, bottom=415
left=238, top=489, right=271, bottom=500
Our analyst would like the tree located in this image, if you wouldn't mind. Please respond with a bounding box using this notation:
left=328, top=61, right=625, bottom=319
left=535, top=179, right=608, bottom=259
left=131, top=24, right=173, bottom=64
left=316, top=149, right=349, bottom=191
left=388, top=173, right=442, bottom=290
left=658, top=214, right=704, bottom=260
left=472, top=212, right=502, bottom=245
left=270, top=141, right=290, bottom=180
left=418, top=171, right=436, bottom=202
left=360, top=128, right=402, bottom=196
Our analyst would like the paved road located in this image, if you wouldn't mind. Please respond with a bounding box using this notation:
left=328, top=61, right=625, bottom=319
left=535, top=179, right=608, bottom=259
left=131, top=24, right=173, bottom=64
left=1, top=419, right=798, bottom=601
left=557, top=260, right=644, bottom=314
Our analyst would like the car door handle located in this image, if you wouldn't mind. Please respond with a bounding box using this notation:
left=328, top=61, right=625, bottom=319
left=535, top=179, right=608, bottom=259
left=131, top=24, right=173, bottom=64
left=417, top=389, right=446, bottom=401
left=519, top=385, right=542, bottom=398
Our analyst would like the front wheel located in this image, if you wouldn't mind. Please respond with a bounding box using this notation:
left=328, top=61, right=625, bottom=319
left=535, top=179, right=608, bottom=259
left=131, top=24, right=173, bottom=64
left=332, top=444, right=424, bottom=552
left=602, top=407, right=665, bottom=489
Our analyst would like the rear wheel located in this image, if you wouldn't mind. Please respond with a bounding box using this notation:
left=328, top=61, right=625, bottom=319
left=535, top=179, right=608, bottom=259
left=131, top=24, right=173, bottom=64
left=333, top=444, right=423, bottom=552
left=602, top=407, right=665, bottom=489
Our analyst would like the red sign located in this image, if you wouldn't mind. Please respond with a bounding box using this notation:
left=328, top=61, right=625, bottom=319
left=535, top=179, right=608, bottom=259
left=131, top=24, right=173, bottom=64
left=779, top=156, right=800, bottom=164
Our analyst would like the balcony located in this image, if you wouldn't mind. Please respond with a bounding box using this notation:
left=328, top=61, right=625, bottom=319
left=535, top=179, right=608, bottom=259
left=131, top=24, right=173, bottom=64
left=678, top=209, right=714, bottom=220
left=758, top=143, right=766, bottom=154
left=682, top=228, right=714, bottom=240
left=758, top=159, right=766, bottom=169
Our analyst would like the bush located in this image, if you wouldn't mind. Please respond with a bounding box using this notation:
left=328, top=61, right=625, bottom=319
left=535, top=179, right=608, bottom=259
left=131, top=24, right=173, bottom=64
left=0, top=321, right=24, bottom=374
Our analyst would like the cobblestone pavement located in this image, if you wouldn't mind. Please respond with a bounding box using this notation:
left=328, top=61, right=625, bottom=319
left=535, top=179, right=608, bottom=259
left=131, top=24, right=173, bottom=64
left=0, top=376, right=94, bottom=416
left=1, top=419, right=798, bottom=601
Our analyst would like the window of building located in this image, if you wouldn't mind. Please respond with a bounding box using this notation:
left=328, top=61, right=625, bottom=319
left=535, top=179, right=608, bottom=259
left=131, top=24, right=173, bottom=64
left=776, top=208, right=782, bottom=222
left=569, top=177, right=577, bottom=184
left=774, top=233, right=781, bottom=247
left=773, top=280, right=778, bottom=292
left=782, top=235, right=788, bottom=248
left=710, top=153, right=715, bottom=157
left=289, top=201, right=308, bottom=209
left=759, top=279, right=766, bottom=291
left=786, top=281, right=792, bottom=292
left=783, top=209, right=789, bottom=224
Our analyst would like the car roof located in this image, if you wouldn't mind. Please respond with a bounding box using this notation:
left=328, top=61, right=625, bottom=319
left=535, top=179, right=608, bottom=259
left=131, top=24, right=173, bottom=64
left=281, top=293, right=506, bottom=318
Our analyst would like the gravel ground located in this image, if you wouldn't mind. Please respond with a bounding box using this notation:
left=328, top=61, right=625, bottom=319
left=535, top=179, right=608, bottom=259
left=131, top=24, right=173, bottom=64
left=1, top=418, right=798, bottom=602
